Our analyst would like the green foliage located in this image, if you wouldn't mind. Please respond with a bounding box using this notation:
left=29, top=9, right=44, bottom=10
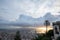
left=56, top=36, right=60, bottom=40
left=0, top=38, right=1, bottom=40
left=35, top=34, right=43, bottom=40
left=35, top=30, right=53, bottom=40
left=46, top=30, right=54, bottom=37
left=14, top=31, right=21, bottom=40
left=41, top=37, right=50, bottom=40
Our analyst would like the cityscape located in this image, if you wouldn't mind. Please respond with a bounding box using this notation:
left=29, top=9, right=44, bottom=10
left=0, top=0, right=60, bottom=40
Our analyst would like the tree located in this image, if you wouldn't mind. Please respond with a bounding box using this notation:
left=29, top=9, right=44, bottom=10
left=34, top=34, right=45, bottom=40
left=46, top=30, right=54, bottom=40
left=0, top=38, right=1, bottom=40
left=41, top=37, right=50, bottom=40
left=14, top=31, right=21, bottom=40
left=34, top=30, right=53, bottom=40
left=44, top=20, right=50, bottom=34
left=56, top=36, right=60, bottom=40
left=46, top=30, right=54, bottom=37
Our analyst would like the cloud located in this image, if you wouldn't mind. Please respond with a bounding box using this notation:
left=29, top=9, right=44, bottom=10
left=0, top=0, right=60, bottom=21
left=0, top=12, right=60, bottom=27
left=12, top=13, right=60, bottom=27
left=0, top=16, right=9, bottom=24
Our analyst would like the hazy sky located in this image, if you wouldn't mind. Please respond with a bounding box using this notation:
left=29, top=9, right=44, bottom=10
left=0, top=0, right=60, bottom=21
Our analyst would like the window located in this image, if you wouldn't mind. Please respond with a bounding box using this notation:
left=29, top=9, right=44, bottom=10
left=55, top=26, right=59, bottom=34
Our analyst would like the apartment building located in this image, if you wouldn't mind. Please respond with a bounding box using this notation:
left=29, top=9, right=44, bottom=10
left=52, top=21, right=60, bottom=40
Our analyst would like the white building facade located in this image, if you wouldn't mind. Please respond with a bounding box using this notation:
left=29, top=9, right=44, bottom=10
left=52, top=21, right=60, bottom=40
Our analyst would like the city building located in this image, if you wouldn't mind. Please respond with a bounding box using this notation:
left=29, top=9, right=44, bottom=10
left=52, top=21, right=60, bottom=40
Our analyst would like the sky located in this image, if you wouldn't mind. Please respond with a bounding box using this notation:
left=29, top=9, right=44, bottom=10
left=0, top=0, right=60, bottom=21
